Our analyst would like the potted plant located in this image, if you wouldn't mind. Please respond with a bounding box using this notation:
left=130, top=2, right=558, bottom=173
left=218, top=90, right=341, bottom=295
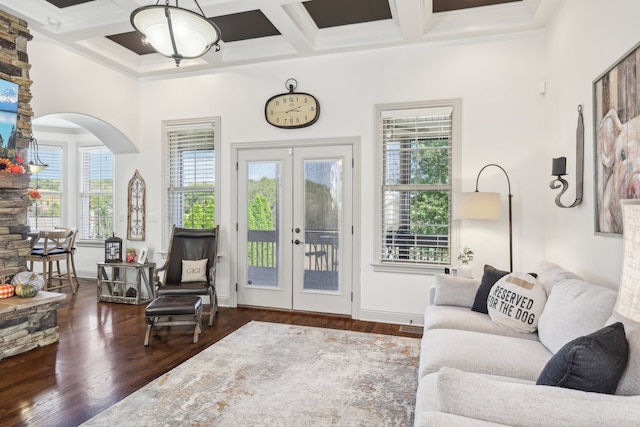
left=457, top=246, right=474, bottom=278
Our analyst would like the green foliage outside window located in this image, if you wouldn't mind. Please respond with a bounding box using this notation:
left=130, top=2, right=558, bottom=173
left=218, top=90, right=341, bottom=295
left=184, top=193, right=215, bottom=228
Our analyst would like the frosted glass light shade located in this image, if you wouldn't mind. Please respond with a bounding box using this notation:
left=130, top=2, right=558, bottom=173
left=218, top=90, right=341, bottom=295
left=616, top=199, right=640, bottom=323
left=131, top=4, right=220, bottom=61
left=454, top=192, right=501, bottom=220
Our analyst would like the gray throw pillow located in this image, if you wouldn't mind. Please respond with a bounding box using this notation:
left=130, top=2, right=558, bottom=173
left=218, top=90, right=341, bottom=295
left=536, top=322, right=629, bottom=394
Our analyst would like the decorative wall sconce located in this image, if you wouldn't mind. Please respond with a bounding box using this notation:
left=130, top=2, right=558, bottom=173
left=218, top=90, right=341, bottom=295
left=550, top=105, right=584, bottom=208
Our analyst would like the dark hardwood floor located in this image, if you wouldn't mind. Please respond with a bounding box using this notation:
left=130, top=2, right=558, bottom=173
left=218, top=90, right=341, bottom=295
left=0, top=278, right=418, bottom=427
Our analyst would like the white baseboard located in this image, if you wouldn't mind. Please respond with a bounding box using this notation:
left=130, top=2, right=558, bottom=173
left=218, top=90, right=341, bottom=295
left=357, top=308, right=424, bottom=326
left=76, top=273, right=421, bottom=327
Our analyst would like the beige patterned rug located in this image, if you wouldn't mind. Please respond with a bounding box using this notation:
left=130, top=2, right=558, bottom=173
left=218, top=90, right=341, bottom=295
left=82, top=321, right=420, bottom=426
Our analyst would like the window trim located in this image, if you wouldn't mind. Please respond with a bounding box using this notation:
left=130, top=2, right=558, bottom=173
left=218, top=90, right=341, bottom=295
left=77, top=146, right=114, bottom=242
left=372, top=99, right=462, bottom=274
left=28, top=144, right=63, bottom=230
left=161, top=117, right=221, bottom=249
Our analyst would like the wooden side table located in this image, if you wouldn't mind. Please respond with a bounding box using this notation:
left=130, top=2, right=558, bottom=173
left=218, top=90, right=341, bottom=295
left=97, top=262, right=156, bottom=305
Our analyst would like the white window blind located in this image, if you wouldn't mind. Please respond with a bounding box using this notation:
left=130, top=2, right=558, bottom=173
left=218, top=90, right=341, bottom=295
left=79, top=147, right=113, bottom=240
left=379, top=104, right=455, bottom=266
left=29, top=146, right=62, bottom=229
left=166, top=122, right=216, bottom=239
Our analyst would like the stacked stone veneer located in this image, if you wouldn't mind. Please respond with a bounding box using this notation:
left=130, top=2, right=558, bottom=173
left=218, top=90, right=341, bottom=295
left=0, top=10, right=62, bottom=361
left=0, top=293, right=65, bottom=360
left=0, top=9, right=33, bottom=279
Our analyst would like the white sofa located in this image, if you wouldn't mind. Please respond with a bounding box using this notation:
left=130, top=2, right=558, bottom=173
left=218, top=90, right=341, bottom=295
left=415, top=261, right=640, bottom=426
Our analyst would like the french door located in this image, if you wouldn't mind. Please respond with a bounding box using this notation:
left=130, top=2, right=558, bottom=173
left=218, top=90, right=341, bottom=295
left=237, top=144, right=352, bottom=315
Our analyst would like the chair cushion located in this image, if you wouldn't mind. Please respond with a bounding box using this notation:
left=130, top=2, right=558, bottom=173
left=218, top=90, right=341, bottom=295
left=156, top=281, right=210, bottom=296
left=30, top=248, right=68, bottom=256
left=145, top=296, right=202, bottom=316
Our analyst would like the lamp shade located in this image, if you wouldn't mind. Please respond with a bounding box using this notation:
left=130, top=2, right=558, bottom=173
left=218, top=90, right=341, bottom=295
left=454, top=192, right=501, bottom=220
left=615, top=199, right=640, bottom=323
left=131, top=3, right=221, bottom=63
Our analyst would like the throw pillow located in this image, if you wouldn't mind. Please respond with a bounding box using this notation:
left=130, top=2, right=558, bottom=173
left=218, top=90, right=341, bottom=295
left=433, top=274, right=480, bottom=307
left=537, top=279, right=618, bottom=354
left=471, top=265, right=509, bottom=313
left=536, top=322, right=629, bottom=394
left=607, top=315, right=640, bottom=396
left=487, top=272, right=546, bottom=333
left=181, top=259, right=208, bottom=282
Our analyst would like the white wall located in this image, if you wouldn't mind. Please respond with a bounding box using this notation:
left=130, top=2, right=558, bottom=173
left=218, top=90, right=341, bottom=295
left=543, top=0, right=640, bottom=288
left=30, top=20, right=554, bottom=324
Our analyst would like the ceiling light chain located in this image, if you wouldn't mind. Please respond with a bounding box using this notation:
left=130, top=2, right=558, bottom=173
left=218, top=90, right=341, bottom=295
left=130, top=0, right=221, bottom=67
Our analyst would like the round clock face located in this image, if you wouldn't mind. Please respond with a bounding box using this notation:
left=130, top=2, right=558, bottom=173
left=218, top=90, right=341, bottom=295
left=265, top=92, right=320, bottom=128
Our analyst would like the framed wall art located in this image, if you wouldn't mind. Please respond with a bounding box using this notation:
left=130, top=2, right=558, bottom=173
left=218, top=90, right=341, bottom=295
left=127, top=170, right=146, bottom=240
left=593, top=41, right=640, bottom=235
left=0, top=78, right=18, bottom=160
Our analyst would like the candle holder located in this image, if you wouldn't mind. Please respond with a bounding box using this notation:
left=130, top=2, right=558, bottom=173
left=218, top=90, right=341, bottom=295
left=550, top=105, right=584, bottom=208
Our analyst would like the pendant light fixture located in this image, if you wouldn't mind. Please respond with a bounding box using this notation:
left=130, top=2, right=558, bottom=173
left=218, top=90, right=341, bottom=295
left=130, top=0, right=221, bottom=67
left=28, top=135, right=47, bottom=174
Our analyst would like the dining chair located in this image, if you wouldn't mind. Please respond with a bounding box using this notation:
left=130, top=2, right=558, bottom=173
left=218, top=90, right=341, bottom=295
left=27, top=228, right=78, bottom=294
left=54, top=227, right=80, bottom=290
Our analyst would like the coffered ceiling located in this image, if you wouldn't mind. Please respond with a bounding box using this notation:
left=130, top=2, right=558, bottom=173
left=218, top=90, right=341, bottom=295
left=0, top=0, right=561, bottom=78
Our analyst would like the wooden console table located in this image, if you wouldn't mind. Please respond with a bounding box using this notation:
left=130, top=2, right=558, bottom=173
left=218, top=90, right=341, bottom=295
left=97, top=262, right=156, bottom=305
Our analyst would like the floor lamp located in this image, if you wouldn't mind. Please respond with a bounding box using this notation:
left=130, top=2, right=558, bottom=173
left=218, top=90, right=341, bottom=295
left=616, top=199, right=640, bottom=324
left=453, top=163, right=513, bottom=272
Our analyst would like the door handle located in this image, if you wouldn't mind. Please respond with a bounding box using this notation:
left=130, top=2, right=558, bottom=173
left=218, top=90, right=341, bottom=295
left=294, top=239, right=304, bottom=245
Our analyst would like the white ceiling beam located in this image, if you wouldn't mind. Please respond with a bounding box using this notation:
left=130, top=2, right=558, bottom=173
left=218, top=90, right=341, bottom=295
left=390, top=0, right=424, bottom=43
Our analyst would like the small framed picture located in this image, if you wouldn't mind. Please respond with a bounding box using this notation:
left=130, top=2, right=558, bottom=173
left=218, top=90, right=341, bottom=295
left=137, top=247, right=148, bottom=264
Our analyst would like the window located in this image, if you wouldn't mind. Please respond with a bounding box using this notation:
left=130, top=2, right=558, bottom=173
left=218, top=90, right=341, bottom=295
left=375, top=100, right=460, bottom=270
left=28, top=146, right=62, bottom=229
left=79, top=147, right=113, bottom=240
left=164, top=118, right=219, bottom=243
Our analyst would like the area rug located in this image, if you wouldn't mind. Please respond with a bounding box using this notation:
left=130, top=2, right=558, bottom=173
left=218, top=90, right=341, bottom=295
left=82, top=321, right=420, bottom=426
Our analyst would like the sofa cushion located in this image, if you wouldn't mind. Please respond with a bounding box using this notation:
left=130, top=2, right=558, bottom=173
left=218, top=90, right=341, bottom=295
left=487, top=273, right=546, bottom=333
left=423, top=305, right=539, bottom=341
left=436, top=367, right=640, bottom=427
left=536, top=322, right=629, bottom=394
left=537, top=279, right=617, bottom=354
left=433, top=274, right=480, bottom=307
left=471, top=265, right=509, bottom=314
left=530, top=261, right=582, bottom=296
left=419, top=328, right=552, bottom=381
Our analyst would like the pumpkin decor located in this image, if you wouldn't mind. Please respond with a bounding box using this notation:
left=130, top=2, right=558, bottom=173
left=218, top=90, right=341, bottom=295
left=15, top=282, right=39, bottom=298
left=11, top=272, right=45, bottom=298
left=0, top=275, right=14, bottom=299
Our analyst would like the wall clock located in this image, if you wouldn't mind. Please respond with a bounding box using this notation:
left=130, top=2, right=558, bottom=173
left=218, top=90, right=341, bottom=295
left=265, top=78, right=320, bottom=129
left=127, top=169, right=146, bottom=241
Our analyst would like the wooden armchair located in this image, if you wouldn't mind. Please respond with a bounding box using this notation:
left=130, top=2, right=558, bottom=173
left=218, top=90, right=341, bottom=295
left=154, top=226, right=219, bottom=326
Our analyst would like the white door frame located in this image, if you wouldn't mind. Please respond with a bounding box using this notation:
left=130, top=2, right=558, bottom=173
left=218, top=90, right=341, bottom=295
left=230, top=137, right=361, bottom=319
